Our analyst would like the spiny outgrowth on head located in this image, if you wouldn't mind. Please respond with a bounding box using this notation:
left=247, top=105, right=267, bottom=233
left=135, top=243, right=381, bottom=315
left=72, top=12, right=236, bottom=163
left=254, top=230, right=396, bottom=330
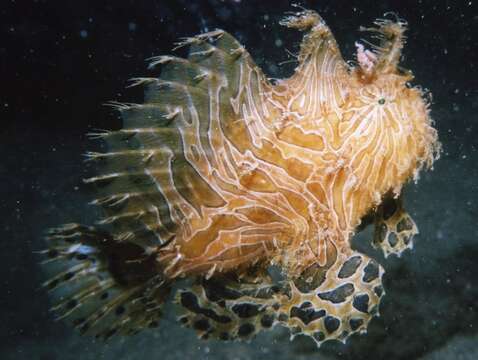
left=355, top=14, right=408, bottom=80
left=279, top=8, right=322, bottom=31
left=279, top=8, right=344, bottom=74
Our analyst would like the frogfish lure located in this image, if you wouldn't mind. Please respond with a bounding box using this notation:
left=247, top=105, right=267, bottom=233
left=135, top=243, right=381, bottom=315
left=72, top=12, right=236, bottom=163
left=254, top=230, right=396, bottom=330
left=42, top=9, right=440, bottom=347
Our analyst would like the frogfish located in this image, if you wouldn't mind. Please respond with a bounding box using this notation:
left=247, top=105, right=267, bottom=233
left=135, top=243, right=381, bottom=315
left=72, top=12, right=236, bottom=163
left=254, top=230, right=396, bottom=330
left=42, top=9, right=440, bottom=346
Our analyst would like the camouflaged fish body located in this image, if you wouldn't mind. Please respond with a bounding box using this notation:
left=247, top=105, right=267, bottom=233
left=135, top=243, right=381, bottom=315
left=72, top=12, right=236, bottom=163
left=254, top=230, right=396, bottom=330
left=43, top=10, right=439, bottom=346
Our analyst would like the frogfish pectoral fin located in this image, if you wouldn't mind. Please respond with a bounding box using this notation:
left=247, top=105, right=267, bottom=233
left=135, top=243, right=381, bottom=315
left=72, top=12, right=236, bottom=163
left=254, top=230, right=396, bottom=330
left=373, top=195, right=419, bottom=257
left=175, top=251, right=384, bottom=347
left=276, top=251, right=385, bottom=346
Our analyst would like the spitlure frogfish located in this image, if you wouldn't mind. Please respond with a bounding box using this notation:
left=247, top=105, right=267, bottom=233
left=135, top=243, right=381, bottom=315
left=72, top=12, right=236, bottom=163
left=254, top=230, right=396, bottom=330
left=42, top=9, right=440, bottom=347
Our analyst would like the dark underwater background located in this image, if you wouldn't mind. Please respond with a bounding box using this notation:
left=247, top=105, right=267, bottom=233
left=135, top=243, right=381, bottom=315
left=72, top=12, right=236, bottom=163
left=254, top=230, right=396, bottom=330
left=2, top=0, right=477, bottom=359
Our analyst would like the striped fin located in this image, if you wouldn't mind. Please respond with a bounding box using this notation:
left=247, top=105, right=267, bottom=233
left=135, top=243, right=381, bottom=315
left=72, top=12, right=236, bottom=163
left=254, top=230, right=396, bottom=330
left=87, top=29, right=279, bottom=258
left=42, top=224, right=169, bottom=339
left=278, top=10, right=350, bottom=117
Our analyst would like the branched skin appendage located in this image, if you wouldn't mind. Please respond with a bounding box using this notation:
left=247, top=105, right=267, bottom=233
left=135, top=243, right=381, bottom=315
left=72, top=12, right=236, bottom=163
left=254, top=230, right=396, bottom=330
left=43, top=8, right=440, bottom=347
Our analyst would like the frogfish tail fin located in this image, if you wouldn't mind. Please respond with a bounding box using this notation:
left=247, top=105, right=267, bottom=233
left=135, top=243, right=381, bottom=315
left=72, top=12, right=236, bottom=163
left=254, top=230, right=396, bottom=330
left=41, top=223, right=169, bottom=339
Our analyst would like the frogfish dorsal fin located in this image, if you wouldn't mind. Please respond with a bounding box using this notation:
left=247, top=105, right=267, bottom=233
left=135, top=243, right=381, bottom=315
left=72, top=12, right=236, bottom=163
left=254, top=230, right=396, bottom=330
left=352, top=15, right=410, bottom=85
left=83, top=29, right=285, bottom=262
left=277, top=10, right=350, bottom=117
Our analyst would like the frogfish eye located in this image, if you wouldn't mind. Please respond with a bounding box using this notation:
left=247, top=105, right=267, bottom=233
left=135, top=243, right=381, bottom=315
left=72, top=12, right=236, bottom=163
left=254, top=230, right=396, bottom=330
left=378, top=98, right=386, bottom=105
